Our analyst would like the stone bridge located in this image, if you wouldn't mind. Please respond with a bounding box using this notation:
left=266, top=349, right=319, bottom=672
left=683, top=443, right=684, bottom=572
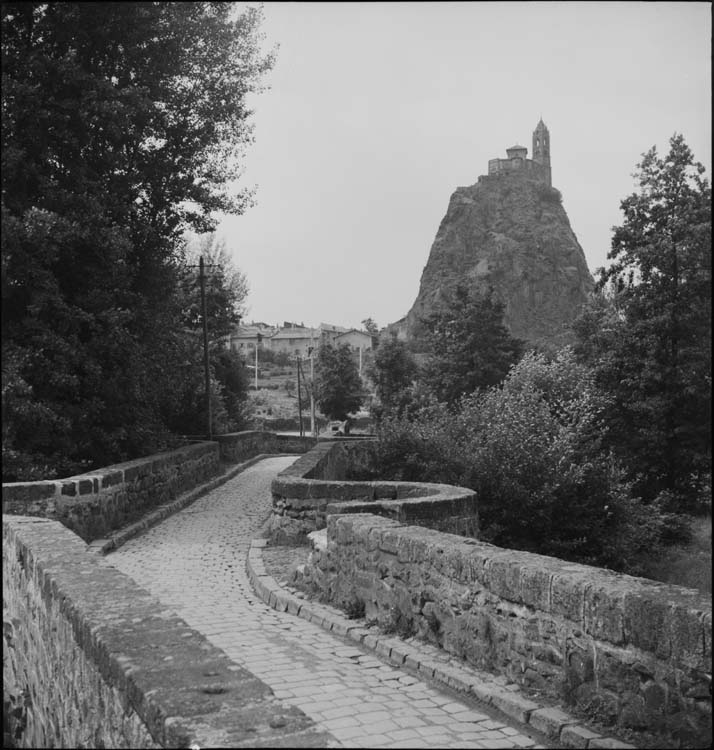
left=3, top=433, right=711, bottom=748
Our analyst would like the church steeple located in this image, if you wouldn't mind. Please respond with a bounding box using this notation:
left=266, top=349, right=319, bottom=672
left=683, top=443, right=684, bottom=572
left=532, top=119, right=551, bottom=186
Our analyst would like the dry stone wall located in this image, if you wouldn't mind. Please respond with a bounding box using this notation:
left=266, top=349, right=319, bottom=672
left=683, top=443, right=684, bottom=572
left=298, top=513, right=712, bottom=746
left=269, top=439, right=478, bottom=544
left=3, top=515, right=329, bottom=749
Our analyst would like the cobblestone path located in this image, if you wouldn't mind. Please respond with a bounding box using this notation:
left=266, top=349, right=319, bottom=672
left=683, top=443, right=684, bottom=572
left=105, top=457, right=546, bottom=749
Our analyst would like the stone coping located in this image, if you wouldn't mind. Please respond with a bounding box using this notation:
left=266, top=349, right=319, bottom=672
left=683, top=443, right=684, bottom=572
left=272, top=438, right=478, bottom=526
left=246, top=538, right=638, bottom=750
left=2, top=441, right=218, bottom=505
left=3, top=515, right=333, bottom=749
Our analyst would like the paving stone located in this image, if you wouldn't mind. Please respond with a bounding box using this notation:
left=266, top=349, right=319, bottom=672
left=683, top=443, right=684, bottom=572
left=386, top=727, right=421, bottom=741
left=322, top=716, right=362, bottom=731
left=393, top=715, right=426, bottom=729
left=476, top=719, right=508, bottom=730
left=351, top=734, right=391, bottom=747
left=510, top=737, right=538, bottom=748
left=449, top=708, right=491, bottom=723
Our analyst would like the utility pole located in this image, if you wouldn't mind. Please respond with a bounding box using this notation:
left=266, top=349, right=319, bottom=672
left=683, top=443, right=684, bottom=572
left=199, top=256, right=212, bottom=440
left=254, top=332, right=263, bottom=390
left=308, top=346, right=316, bottom=436
left=296, top=355, right=304, bottom=437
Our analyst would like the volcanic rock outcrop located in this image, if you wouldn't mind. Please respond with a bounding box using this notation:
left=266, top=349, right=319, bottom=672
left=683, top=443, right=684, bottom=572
left=400, top=121, right=594, bottom=347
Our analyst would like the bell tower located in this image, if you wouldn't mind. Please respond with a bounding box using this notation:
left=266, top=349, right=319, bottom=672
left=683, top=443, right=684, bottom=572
left=532, top=118, right=551, bottom=186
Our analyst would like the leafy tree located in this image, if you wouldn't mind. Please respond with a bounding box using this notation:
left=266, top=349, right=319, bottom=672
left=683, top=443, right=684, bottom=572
left=284, top=378, right=296, bottom=398
left=181, top=232, right=249, bottom=340
left=1, top=3, right=274, bottom=479
left=173, top=232, right=251, bottom=433
left=362, top=318, right=379, bottom=339
left=314, top=343, right=365, bottom=420
left=573, top=134, right=711, bottom=510
left=419, top=285, right=524, bottom=405
left=367, top=335, right=418, bottom=418
left=212, top=348, right=251, bottom=429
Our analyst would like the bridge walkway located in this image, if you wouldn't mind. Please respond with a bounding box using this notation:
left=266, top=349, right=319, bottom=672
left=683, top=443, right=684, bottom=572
left=104, top=456, right=550, bottom=749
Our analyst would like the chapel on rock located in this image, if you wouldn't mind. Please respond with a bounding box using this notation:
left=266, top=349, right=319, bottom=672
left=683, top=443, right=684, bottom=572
left=483, top=118, right=552, bottom=186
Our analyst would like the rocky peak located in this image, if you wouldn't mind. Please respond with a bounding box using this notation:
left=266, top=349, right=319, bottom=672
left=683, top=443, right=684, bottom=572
left=402, top=170, right=594, bottom=348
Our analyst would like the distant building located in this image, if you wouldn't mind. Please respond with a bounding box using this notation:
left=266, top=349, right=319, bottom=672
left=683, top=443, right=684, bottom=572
left=268, top=325, right=319, bottom=357
left=229, top=320, right=374, bottom=359
left=333, top=329, right=374, bottom=352
left=226, top=322, right=276, bottom=352
left=483, top=118, right=552, bottom=186
left=316, top=323, right=349, bottom=345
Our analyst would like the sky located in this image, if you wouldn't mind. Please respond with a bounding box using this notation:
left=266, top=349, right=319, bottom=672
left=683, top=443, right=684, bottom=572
left=217, top=1, right=712, bottom=331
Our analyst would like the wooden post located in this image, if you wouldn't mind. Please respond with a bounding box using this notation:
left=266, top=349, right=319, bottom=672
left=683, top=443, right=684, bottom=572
left=296, top=356, right=304, bottom=437
left=199, top=257, right=212, bottom=440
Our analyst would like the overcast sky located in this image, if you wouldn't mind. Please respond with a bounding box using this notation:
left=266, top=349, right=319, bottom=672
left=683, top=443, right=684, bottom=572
left=217, top=1, right=712, bottom=331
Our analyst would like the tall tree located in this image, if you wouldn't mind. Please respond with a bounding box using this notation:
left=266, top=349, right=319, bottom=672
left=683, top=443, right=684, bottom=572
left=361, top=317, right=379, bottom=339
left=181, top=232, right=249, bottom=342
left=1, top=3, right=274, bottom=479
left=367, top=335, right=418, bottom=418
left=419, top=285, right=524, bottom=405
left=574, top=134, right=711, bottom=510
left=314, top=343, right=365, bottom=421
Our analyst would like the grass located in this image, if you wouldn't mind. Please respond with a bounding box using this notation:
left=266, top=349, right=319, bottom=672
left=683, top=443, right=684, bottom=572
left=640, top=515, right=712, bottom=593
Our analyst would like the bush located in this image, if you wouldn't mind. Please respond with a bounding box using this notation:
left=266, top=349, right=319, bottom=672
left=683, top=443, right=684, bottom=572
left=638, top=515, right=711, bottom=592
left=535, top=182, right=562, bottom=204
left=370, top=348, right=672, bottom=574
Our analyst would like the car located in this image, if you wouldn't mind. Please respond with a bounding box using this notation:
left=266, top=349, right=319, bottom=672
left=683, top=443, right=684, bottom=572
left=324, top=418, right=353, bottom=436
left=326, top=420, right=344, bottom=436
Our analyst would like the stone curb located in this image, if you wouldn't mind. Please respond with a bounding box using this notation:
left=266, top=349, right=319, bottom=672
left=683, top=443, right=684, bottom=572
left=247, top=539, right=637, bottom=750
left=87, top=454, right=294, bottom=555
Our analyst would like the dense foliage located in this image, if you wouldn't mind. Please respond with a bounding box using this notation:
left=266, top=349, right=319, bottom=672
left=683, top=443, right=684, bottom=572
left=366, top=335, right=418, bottom=419
left=2, top=3, right=274, bottom=479
left=419, top=285, right=524, bottom=404
left=314, top=343, right=365, bottom=420
left=368, top=349, right=676, bottom=574
left=573, top=134, right=711, bottom=512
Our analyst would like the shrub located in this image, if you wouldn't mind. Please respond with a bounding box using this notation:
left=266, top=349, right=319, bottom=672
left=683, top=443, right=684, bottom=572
left=371, top=348, right=671, bottom=574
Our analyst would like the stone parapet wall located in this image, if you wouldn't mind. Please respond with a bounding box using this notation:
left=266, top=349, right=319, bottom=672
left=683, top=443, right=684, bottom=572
left=216, top=430, right=316, bottom=463
left=298, top=513, right=712, bottom=745
left=1, top=432, right=317, bottom=544
left=2, top=515, right=329, bottom=749
left=269, top=439, right=478, bottom=543
left=2, top=442, right=220, bottom=542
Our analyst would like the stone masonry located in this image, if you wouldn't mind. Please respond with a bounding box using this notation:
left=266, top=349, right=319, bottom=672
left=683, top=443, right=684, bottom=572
left=296, top=513, right=712, bottom=746
left=269, top=439, right=478, bottom=544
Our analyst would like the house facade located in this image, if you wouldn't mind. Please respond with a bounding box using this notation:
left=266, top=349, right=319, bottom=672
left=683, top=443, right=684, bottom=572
left=268, top=325, right=320, bottom=357
left=226, top=320, right=376, bottom=360
left=333, top=329, right=374, bottom=352
left=226, top=323, right=276, bottom=352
